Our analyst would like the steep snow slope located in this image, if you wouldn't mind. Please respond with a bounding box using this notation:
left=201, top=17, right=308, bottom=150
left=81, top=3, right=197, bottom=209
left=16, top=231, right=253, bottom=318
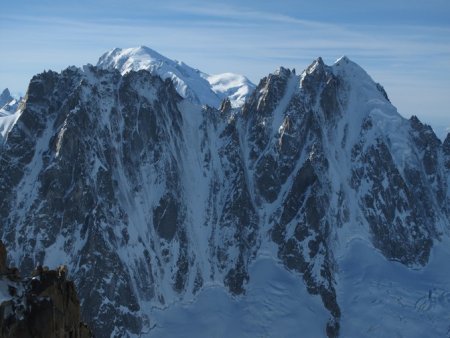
left=0, top=100, right=22, bottom=144
left=0, top=55, right=448, bottom=338
left=97, top=46, right=255, bottom=108
left=0, top=108, right=21, bottom=142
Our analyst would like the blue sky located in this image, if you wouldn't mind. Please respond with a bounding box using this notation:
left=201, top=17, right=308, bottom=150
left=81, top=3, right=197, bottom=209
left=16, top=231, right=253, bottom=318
left=1, top=0, right=449, bottom=136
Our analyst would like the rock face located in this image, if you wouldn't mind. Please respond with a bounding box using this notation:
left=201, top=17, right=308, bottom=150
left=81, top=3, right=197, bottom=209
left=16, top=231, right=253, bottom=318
left=0, top=54, right=448, bottom=337
left=0, top=241, right=92, bottom=338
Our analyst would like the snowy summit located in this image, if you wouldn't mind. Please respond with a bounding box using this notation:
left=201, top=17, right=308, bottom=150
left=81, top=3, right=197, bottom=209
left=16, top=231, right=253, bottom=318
left=97, top=46, right=255, bottom=108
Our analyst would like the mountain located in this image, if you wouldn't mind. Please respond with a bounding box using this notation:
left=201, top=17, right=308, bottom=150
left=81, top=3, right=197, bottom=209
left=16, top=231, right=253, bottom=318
left=97, top=46, right=255, bottom=108
left=0, top=53, right=449, bottom=337
left=0, top=88, right=13, bottom=111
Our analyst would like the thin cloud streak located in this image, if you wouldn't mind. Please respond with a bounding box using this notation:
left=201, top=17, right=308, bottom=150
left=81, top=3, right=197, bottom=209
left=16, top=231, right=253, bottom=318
left=2, top=14, right=449, bottom=62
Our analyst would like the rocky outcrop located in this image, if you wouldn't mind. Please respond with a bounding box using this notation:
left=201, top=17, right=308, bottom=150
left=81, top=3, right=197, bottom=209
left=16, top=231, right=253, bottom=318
left=0, top=241, right=92, bottom=338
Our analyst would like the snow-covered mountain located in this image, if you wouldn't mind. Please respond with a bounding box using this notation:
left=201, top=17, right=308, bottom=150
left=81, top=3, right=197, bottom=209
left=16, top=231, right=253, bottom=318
left=0, top=53, right=449, bottom=338
left=97, top=46, right=255, bottom=108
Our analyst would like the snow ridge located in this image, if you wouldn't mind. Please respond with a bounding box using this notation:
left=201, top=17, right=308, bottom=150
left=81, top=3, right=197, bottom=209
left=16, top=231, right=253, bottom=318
left=97, top=46, right=255, bottom=108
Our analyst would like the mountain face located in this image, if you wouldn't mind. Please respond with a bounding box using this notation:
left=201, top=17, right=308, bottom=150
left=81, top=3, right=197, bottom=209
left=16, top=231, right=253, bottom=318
left=0, top=53, right=449, bottom=337
left=97, top=46, right=255, bottom=108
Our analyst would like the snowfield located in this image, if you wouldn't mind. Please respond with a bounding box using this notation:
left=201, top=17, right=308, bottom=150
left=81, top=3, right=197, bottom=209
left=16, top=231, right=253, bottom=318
left=338, top=238, right=450, bottom=337
left=148, top=256, right=329, bottom=338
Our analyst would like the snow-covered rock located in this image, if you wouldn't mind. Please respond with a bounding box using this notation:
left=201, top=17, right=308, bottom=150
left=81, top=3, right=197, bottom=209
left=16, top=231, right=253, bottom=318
left=0, top=54, right=449, bottom=338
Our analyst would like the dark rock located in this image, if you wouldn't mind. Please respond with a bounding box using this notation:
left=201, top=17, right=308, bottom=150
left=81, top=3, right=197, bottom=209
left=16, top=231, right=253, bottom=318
left=0, top=245, right=93, bottom=338
left=352, top=139, right=434, bottom=266
left=153, top=194, right=179, bottom=241
left=376, top=83, right=390, bottom=102
left=444, top=133, right=450, bottom=169
left=0, top=241, right=6, bottom=274
left=220, top=97, right=232, bottom=114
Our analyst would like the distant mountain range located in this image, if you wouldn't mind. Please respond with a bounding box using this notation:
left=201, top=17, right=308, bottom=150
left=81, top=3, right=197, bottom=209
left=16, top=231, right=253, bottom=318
left=0, top=47, right=449, bottom=338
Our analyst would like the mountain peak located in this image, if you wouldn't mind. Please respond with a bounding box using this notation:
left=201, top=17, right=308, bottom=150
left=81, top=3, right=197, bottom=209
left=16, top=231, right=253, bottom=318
left=331, top=55, right=372, bottom=82
left=328, top=55, right=395, bottom=109
left=0, top=88, right=13, bottom=108
left=305, top=57, right=325, bottom=75
left=97, top=46, right=255, bottom=108
left=274, top=66, right=293, bottom=78
left=1, top=88, right=11, bottom=97
left=334, top=55, right=350, bottom=64
left=97, top=46, right=172, bottom=74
